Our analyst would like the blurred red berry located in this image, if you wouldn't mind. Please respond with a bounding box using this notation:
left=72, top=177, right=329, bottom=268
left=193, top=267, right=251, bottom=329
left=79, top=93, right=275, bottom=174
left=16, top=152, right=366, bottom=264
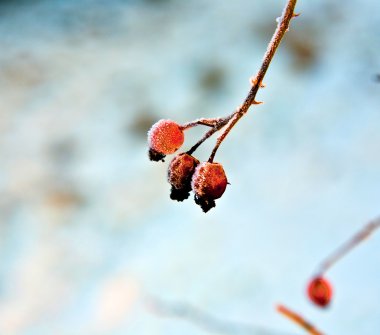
left=148, top=119, right=184, bottom=161
left=307, top=276, right=333, bottom=308
left=191, top=162, right=228, bottom=212
left=168, top=153, right=199, bottom=201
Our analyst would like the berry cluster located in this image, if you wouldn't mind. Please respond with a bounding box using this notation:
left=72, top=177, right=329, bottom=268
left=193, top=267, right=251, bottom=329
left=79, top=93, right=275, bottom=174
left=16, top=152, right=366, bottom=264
left=147, top=119, right=229, bottom=212
left=146, top=0, right=299, bottom=213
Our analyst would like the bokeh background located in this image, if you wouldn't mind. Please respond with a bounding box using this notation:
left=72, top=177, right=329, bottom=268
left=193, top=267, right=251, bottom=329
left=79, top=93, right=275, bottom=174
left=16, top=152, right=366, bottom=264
left=1, top=0, right=380, bottom=334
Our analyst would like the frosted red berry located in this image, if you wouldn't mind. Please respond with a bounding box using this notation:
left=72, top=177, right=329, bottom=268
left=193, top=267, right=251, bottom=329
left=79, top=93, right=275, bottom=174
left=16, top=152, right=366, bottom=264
left=191, top=162, right=228, bottom=212
left=307, top=276, right=333, bottom=308
left=168, top=153, right=199, bottom=201
left=148, top=119, right=185, bottom=161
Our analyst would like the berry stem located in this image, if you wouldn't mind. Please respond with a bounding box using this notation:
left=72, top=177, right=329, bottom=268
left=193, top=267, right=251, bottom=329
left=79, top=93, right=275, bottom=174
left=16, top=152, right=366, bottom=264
left=186, top=116, right=232, bottom=155
left=277, top=304, right=324, bottom=335
left=208, top=0, right=298, bottom=162
left=316, top=216, right=380, bottom=276
left=181, top=117, right=231, bottom=130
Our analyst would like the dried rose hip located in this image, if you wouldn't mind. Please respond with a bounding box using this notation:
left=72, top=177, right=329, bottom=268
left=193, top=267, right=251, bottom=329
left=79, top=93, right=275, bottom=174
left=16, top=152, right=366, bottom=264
left=167, top=153, right=199, bottom=201
left=191, top=162, right=228, bottom=212
left=307, top=276, right=333, bottom=308
left=147, top=119, right=184, bottom=161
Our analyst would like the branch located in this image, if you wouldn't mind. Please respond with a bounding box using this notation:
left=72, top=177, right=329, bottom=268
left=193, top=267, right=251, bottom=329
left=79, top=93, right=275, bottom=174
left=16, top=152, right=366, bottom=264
left=147, top=296, right=297, bottom=335
left=181, top=117, right=231, bottom=130
left=185, top=116, right=232, bottom=155
left=316, top=216, right=380, bottom=275
left=277, top=304, right=324, bottom=335
left=209, top=0, right=298, bottom=162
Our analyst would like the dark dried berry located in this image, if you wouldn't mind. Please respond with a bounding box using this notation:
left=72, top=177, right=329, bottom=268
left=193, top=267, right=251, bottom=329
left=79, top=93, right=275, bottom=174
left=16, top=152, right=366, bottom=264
left=307, top=276, right=333, bottom=308
left=191, top=162, right=228, bottom=212
left=168, top=153, right=199, bottom=201
left=147, top=119, right=184, bottom=162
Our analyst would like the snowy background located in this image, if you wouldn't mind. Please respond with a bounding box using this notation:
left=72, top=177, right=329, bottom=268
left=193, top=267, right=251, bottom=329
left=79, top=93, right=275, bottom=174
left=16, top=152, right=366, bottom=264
left=0, top=0, right=380, bottom=334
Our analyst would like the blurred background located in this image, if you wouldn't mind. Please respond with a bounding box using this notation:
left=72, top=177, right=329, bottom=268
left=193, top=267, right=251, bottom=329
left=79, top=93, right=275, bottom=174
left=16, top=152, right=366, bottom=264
left=0, top=0, right=380, bottom=334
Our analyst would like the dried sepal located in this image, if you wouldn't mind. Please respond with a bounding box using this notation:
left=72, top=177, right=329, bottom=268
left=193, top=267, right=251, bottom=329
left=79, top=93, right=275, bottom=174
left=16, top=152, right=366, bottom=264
left=148, top=148, right=166, bottom=162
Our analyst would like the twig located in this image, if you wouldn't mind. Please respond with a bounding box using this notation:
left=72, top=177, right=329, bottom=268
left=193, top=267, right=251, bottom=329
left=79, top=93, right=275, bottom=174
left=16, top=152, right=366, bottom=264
left=147, top=296, right=296, bottom=335
left=186, top=116, right=232, bottom=155
left=208, top=0, right=298, bottom=162
left=181, top=117, right=231, bottom=130
left=316, top=216, right=380, bottom=275
left=276, top=304, right=325, bottom=335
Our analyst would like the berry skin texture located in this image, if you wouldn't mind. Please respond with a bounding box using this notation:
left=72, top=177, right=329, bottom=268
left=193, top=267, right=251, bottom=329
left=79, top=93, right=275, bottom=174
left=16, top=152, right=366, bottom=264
left=147, top=119, right=185, bottom=162
left=168, top=153, right=199, bottom=202
left=307, top=276, right=333, bottom=308
left=191, top=162, right=228, bottom=212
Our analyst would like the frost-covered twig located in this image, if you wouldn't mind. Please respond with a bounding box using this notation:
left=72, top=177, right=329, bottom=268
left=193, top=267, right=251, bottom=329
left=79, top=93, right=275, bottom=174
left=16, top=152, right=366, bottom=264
left=208, top=0, right=299, bottom=162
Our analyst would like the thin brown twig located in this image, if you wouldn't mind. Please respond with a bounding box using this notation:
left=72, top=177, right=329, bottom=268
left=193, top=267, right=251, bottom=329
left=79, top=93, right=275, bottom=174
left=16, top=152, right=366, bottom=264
left=316, top=216, right=380, bottom=275
left=276, top=304, right=325, bottom=335
left=186, top=116, right=232, bottom=155
left=181, top=117, right=231, bottom=130
left=208, top=0, right=298, bottom=162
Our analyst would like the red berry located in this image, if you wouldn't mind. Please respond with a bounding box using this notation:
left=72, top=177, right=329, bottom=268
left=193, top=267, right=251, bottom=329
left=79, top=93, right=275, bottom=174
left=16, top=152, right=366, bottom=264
left=148, top=119, right=184, bottom=161
left=168, top=153, right=199, bottom=201
left=191, top=162, right=228, bottom=212
left=307, top=276, right=333, bottom=308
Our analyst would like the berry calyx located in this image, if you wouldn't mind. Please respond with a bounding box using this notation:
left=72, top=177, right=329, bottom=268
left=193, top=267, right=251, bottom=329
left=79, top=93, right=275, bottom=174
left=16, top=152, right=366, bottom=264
left=168, top=153, right=199, bottom=201
left=307, top=276, right=333, bottom=308
left=191, top=162, right=228, bottom=212
left=148, top=119, right=185, bottom=162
